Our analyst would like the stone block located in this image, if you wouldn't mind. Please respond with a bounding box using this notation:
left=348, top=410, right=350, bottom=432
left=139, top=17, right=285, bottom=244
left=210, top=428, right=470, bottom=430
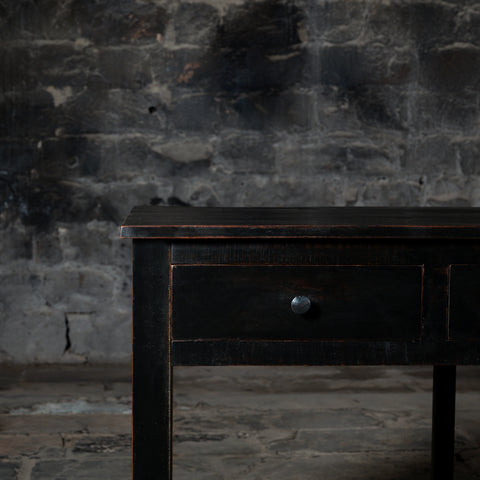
left=206, top=46, right=306, bottom=95
left=360, top=178, right=423, bottom=206
left=1, top=0, right=169, bottom=46
left=31, top=458, right=131, bottom=480
left=101, top=181, right=173, bottom=222
left=316, top=45, right=413, bottom=89
left=312, top=88, right=362, bottom=132
left=309, top=0, right=373, bottom=43
left=65, top=433, right=131, bottom=453
left=317, top=45, right=368, bottom=89
left=424, top=176, right=471, bottom=207
left=348, top=85, right=408, bottom=130
left=176, top=452, right=432, bottom=480
left=0, top=90, right=56, bottom=138
left=172, top=365, right=435, bottom=396
left=36, top=46, right=98, bottom=91
left=0, top=46, right=36, bottom=91
left=63, top=310, right=131, bottom=363
left=173, top=172, right=345, bottom=207
left=222, top=91, right=316, bottom=131
left=0, top=264, right=131, bottom=363
left=41, top=267, right=116, bottom=311
left=0, top=462, right=18, bottom=480
left=170, top=93, right=223, bottom=132
left=268, top=427, right=431, bottom=454
left=174, top=3, right=220, bottom=45
left=40, top=135, right=199, bottom=183
left=0, top=44, right=90, bottom=92
left=276, top=133, right=405, bottom=177
left=220, top=1, right=305, bottom=50
left=149, top=47, right=206, bottom=91
left=174, top=432, right=261, bottom=457
left=101, top=136, right=155, bottom=181
left=0, top=282, right=66, bottom=363
left=1, top=170, right=118, bottom=231
left=175, top=408, right=379, bottom=434
left=152, top=137, right=214, bottom=164
left=403, top=135, right=457, bottom=175
left=420, top=45, right=480, bottom=92
left=96, top=47, right=153, bottom=90
left=69, top=0, right=169, bottom=46
left=58, top=88, right=166, bottom=135
left=456, top=7, right=480, bottom=47
left=0, top=434, right=63, bottom=457
left=147, top=137, right=214, bottom=177
left=216, top=133, right=275, bottom=174
left=367, top=1, right=457, bottom=50
left=452, top=138, right=480, bottom=175
left=0, top=140, right=38, bottom=174
left=321, top=143, right=400, bottom=176
left=13, top=175, right=68, bottom=230
left=185, top=1, right=307, bottom=97
left=0, top=223, right=32, bottom=262
left=53, top=220, right=131, bottom=271
left=46, top=49, right=95, bottom=90
left=40, top=137, right=101, bottom=179
left=410, top=91, right=479, bottom=134
left=33, top=231, right=63, bottom=264
left=0, top=414, right=130, bottom=435
left=174, top=180, right=220, bottom=207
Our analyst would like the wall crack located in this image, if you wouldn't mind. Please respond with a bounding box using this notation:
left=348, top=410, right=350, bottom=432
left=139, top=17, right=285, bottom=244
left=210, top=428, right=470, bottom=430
left=63, top=314, right=72, bottom=354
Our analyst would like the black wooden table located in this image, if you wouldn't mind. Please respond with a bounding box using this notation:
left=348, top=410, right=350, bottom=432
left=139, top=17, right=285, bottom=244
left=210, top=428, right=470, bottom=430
left=121, top=207, right=480, bottom=480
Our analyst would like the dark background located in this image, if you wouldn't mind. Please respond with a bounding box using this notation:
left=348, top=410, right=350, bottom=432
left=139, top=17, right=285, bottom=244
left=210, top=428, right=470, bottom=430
left=1, top=0, right=480, bottom=363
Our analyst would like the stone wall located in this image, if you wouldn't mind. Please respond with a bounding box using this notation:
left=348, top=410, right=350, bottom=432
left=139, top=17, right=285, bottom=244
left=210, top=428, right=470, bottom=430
left=2, top=0, right=480, bottom=363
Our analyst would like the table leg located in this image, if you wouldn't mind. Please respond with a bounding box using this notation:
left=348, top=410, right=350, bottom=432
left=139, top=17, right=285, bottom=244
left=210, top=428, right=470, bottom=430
left=133, top=240, right=172, bottom=479
left=432, top=365, right=456, bottom=480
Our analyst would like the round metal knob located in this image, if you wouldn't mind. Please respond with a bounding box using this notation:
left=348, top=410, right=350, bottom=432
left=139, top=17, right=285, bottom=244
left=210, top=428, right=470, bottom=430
left=291, top=296, right=311, bottom=315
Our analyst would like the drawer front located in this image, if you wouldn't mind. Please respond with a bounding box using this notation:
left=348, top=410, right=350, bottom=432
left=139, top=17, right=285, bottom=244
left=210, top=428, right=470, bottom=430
left=449, top=265, right=480, bottom=340
left=172, top=266, right=423, bottom=341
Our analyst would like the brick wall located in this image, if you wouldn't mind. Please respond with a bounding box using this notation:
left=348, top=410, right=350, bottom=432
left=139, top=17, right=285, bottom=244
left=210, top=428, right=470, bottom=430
left=1, top=0, right=480, bottom=363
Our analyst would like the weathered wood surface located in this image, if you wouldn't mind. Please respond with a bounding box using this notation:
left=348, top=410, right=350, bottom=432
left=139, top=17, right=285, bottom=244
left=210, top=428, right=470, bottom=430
left=172, top=265, right=422, bottom=341
left=171, top=239, right=480, bottom=265
left=432, top=365, right=457, bottom=480
left=449, top=265, right=480, bottom=341
left=127, top=208, right=480, bottom=480
left=171, top=340, right=480, bottom=366
left=121, top=207, right=480, bottom=239
left=132, top=240, right=172, bottom=480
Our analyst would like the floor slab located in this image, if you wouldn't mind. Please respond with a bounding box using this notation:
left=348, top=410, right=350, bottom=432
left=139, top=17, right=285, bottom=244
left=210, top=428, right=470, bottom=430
left=0, top=365, right=479, bottom=479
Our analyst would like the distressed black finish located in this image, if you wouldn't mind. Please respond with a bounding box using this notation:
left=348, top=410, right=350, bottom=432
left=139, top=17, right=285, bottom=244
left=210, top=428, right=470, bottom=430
left=132, top=240, right=172, bottom=480
left=449, top=265, right=480, bottom=340
left=171, top=340, right=480, bottom=367
left=172, top=265, right=422, bottom=341
left=432, top=365, right=456, bottom=479
left=123, top=207, right=480, bottom=480
left=121, top=206, right=480, bottom=239
left=171, top=239, right=480, bottom=265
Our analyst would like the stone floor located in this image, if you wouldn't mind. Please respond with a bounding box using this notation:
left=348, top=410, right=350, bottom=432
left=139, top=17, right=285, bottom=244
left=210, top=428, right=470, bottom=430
left=0, top=365, right=480, bottom=479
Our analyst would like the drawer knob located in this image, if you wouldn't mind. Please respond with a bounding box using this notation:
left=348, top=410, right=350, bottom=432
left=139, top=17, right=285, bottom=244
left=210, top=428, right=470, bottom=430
left=291, top=296, right=311, bottom=315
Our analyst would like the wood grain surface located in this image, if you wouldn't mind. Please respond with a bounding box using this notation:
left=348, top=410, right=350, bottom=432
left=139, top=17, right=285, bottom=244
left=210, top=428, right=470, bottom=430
left=121, top=207, right=480, bottom=239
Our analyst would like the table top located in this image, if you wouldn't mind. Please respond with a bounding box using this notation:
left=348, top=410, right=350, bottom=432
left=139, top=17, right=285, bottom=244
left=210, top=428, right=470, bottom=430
left=120, top=206, right=480, bottom=239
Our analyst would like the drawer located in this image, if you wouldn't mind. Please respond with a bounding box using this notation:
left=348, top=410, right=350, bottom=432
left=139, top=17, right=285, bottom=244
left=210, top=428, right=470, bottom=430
left=449, top=265, right=480, bottom=340
left=171, top=265, right=423, bottom=341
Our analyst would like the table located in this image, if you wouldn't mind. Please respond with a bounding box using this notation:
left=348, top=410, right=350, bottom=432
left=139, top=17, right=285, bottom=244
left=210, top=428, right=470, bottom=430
left=121, top=206, right=480, bottom=480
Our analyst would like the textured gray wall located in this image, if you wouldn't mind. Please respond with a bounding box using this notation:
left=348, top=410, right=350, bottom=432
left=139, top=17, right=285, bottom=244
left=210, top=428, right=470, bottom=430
left=1, top=0, right=480, bottom=363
